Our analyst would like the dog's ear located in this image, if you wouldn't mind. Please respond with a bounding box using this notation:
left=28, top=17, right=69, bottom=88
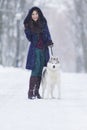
left=49, top=57, right=53, bottom=61
left=51, top=57, right=53, bottom=61
left=49, top=57, right=53, bottom=63
left=57, top=58, right=60, bottom=63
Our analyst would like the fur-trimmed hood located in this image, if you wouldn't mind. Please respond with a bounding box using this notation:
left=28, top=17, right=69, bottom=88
left=23, top=7, right=47, bottom=33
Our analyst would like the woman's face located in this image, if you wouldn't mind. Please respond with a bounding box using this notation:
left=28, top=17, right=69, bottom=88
left=31, top=10, right=39, bottom=21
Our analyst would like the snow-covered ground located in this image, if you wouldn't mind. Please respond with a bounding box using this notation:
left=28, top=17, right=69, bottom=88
left=0, top=66, right=87, bottom=130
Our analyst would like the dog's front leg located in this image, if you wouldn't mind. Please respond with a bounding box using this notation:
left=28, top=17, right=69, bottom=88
left=45, top=83, right=51, bottom=99
left=57, top=79, right=61, bottom=99
left=41, top=80, right=46, bottom=99
left=51, top=85, right=55, bottom=99
left=42, top=86, right=45, bottom=98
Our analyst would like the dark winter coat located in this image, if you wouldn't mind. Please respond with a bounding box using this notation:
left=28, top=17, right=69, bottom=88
left=24, top=22, right=53, bottom=70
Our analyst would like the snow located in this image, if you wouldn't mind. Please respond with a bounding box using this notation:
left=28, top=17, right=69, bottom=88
left=0, top=66, right=87, bottom=130
left=34, top=0, right=68, bottom=11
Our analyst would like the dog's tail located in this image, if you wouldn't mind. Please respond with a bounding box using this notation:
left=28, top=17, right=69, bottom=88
left=41, top=67, right=46, bottom=87
left=42, top=67, right=46, bottom=78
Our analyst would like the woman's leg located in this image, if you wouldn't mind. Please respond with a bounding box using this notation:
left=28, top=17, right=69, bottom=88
left=29, top=49, right=45, bottom=99
left=28, top=76, right=41, bottom=99
left=28, top=76, right=36, bottom=99
left=34, top=76, right=41, bottom=99
left=34, top=49, right=46, bottom=98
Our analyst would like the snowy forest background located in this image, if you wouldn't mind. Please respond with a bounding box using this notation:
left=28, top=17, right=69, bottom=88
left=0, top=0, right=87, bottom=72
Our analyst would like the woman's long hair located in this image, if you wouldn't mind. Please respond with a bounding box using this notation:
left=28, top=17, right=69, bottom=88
left=23, top=7, right=47, bottom=33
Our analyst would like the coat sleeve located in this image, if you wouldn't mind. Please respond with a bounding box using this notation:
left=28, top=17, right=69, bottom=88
left=24, top=28, right=32, bottom=42
left=44, top=23, right=54, bottom=46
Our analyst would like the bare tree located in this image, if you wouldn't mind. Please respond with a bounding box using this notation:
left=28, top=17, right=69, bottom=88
left=65, top=0, right=87, bottom=72
left=0, top=0, right=34, bottom=67
left=0, top=11, right=3, bottom=64
left=73, top=0, right=87, bottom=72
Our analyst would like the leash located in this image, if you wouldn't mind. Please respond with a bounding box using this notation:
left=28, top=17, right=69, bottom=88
left=50, top=46, right=53, bottom=56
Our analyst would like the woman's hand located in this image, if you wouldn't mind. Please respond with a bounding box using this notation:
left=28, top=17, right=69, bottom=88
left=49, top=44, right=53, bottom=48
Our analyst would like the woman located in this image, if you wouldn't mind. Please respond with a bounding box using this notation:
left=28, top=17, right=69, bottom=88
left=24, top=6, right=53, bottom=99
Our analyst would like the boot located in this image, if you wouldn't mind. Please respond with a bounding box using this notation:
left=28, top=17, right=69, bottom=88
left=34, top=77, right=42, bottom=99
left=28, top=76, right=36, bottom=99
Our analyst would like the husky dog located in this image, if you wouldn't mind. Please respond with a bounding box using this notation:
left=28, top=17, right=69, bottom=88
left=41, top=57, right=61, bottom=99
